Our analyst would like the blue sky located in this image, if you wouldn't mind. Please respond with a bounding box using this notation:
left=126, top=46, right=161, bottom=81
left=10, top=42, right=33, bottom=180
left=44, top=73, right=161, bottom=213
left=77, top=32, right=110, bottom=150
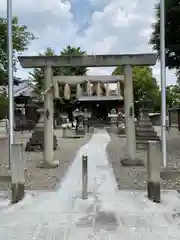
left=0, top=0, right=177, bottom=85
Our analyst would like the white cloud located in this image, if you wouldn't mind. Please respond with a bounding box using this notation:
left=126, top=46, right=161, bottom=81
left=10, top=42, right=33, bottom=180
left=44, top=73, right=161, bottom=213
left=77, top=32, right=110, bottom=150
left=153, top=63, right=177, bottom=85
left=0, top=0, right=177, bottom=86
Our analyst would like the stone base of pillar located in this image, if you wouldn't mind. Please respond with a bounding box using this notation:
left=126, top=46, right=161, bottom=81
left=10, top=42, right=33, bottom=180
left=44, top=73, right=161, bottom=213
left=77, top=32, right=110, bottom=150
left=11, top=183, right=25, bottom=204
left=25, top=128, right=58, bottom=152
left=147, top=181, right=160, bottom=203
left=121, top=158, right=144, bottom=166
left=37, top=160, right=60, bottom=169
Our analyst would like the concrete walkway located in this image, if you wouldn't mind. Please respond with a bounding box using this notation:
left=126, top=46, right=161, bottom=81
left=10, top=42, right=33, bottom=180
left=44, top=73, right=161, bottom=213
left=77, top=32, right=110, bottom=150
left=0, top=129, right=180, bottom=239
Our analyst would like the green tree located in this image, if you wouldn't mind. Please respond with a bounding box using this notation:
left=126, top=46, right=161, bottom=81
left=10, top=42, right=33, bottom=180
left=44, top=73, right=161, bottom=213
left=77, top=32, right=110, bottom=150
left=166, top=84, right=180, bottom=108
left=112, top=66, right=161, bottom=115
left=60, top=45, right=87, bottom=76
left=150, top=0, right=180, bottom=75
left=0, top=16, right=35, bottom=84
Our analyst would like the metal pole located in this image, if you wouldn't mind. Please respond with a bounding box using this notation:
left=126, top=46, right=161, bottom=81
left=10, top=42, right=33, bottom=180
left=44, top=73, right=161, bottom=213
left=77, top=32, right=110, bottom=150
left=160, top=0, right=167, bottom=167
left=82, top=154, right=88, bottom=199
left=7, top=0, right=14, bottom=170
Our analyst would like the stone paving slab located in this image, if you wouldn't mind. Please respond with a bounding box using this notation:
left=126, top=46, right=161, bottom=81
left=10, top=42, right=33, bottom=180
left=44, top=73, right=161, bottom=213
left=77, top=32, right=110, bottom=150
left=0, top=129, right=180, bottom=239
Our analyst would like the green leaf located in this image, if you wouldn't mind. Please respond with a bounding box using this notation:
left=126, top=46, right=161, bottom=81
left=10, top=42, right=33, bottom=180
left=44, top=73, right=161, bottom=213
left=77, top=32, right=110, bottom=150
left=150, top=0, right=180, bottom=78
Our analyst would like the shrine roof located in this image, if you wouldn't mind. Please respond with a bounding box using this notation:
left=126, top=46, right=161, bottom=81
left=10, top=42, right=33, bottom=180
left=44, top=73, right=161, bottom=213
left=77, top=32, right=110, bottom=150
left=14, top=80, right=34, bottom=97
left=78, top=96, right=123, bottom=102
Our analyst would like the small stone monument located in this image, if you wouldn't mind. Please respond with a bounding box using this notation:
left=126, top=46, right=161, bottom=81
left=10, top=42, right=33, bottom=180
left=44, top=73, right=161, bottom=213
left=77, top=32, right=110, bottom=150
left=136, top=94, right=160, bottom=149
left=25, top=108, right=58, bottom=151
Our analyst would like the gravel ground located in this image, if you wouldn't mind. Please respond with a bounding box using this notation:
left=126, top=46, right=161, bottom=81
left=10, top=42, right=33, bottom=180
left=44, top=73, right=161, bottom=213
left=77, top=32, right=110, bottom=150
left=106, top=127, right=180, bottom=191
left=0, top=129, right=92, bottom=191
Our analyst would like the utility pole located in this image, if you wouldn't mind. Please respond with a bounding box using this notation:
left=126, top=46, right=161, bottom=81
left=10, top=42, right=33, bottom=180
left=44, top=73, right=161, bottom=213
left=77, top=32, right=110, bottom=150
left=160, top=0, right=167, bottom=167
left=7, top=0, right=14, bottom=170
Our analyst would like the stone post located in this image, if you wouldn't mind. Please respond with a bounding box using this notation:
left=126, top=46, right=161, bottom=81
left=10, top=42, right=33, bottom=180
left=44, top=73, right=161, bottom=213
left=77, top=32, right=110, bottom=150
left=147, top=141, right=161, bottom=203
left=44, top=65, right=59, bottom=167
left=123, top=65, right=136, bottom=162
left=82, top=154, right=88, bottom=199
left=11, top=143, right=25, bottom=204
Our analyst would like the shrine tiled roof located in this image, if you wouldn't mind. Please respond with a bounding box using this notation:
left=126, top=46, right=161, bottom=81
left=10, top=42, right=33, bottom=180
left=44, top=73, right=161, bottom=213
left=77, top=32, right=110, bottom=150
left=78, top=95, right=123, bottom=101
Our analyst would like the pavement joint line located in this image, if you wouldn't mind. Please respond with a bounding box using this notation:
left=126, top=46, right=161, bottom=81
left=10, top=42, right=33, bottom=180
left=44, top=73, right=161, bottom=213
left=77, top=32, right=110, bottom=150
left=92, top=177, right=98, bottom=238
left=63, top=186, right=78, bottom=239
left=32, top=223, right=42, bottom=240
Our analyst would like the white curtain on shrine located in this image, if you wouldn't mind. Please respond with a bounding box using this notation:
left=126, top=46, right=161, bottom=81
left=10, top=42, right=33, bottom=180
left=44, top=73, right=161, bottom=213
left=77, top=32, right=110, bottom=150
left=54, top=82, right=59, bottom=99
left=64, top=84, right=71, bottom=100
left=87, top=81, right=91, bottom=96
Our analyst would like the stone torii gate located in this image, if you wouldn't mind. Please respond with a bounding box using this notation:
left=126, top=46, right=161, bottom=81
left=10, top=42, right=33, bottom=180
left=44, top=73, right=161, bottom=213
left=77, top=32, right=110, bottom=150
left=18, top=54, right=157, bottom=167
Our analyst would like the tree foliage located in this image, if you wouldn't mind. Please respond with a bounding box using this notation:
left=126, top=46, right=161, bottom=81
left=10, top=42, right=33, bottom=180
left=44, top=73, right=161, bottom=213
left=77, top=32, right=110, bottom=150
left=166, top=84, right=180, bottom=108
left=112, top=66, right=161, bottom=115
left=60, top=45, right=87, bottom=76
left=150, top=0, right=180, bottom=74
left=0, top=16, right=35, bottom=85
left=150, top=1, right=180, bottom=108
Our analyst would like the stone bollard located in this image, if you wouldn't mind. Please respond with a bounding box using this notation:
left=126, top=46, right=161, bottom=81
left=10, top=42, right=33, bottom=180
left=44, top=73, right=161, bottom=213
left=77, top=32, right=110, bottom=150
left=147, top=141, right=161, bottom=203
left=11, top=143, right=25, bottom=204
left=82, top=154, right=88, bottom=199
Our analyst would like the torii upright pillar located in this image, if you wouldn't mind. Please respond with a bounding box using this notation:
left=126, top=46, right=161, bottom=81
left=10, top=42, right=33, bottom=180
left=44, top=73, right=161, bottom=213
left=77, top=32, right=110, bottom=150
left=43, top=65, right=59, bottom=167
left=122, top=65, right=142, bottom=166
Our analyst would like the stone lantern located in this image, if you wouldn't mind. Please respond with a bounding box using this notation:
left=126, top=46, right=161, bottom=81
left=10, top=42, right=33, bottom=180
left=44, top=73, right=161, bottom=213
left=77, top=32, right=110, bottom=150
left=136, top=93, right=160, bottom=149
left=25, top=106, right=58, bottom=152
